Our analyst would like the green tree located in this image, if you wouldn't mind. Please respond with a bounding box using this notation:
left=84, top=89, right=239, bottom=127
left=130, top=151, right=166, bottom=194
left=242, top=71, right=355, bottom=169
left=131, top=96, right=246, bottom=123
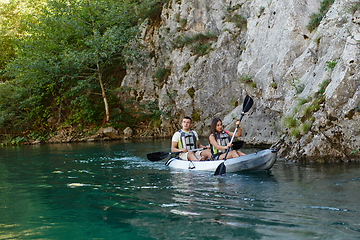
left=0, top=0, right=43, bottom=81
left=5, top=0, right=140, bottom=127
left=1, top=0, right=169, bottom=142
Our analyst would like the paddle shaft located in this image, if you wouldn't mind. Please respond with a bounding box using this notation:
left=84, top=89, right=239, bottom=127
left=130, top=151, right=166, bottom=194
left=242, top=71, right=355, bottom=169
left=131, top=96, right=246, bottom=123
left=222, top=112, right=244, bottom=160
left=147, top=147, right=206, bottom=161
left=173, top=147, right=205, bottom=155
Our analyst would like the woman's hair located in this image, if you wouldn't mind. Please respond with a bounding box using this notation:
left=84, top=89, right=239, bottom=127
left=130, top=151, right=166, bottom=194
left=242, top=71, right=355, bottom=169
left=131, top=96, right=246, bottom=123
left=210, top=118, right=222, bottom=136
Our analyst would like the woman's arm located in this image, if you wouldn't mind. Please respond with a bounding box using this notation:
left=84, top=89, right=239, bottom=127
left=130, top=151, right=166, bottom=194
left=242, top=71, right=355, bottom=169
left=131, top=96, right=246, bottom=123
left=227, top=121, right=242, bottom=137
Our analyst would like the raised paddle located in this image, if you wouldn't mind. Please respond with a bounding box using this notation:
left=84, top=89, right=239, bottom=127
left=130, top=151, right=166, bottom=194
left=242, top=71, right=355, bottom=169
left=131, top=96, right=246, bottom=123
left=214, top=95, right=254, bottom=175
left=147, top=148, right=206, bottom=162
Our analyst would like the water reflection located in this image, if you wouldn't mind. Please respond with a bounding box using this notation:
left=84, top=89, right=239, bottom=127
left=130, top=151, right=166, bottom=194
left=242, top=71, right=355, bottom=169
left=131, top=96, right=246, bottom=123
left=157, top=170, right=280, bottom=238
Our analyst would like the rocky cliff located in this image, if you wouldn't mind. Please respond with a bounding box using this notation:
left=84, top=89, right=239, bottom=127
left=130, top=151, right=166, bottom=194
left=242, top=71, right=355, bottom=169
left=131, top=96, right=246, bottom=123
left=120, top=0, right=360, bottom=161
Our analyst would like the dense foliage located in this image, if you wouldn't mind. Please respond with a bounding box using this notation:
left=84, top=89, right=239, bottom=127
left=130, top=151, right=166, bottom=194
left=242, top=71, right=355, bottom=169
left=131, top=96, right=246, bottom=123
left=0, top=0, right=169, bottom=144
left=0, top=0, right=42, bottom=80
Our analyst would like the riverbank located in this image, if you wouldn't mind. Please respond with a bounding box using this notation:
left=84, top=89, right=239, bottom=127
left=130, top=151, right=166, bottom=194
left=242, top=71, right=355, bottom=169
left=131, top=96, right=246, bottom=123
left=0, top=125, right=160, bottom=146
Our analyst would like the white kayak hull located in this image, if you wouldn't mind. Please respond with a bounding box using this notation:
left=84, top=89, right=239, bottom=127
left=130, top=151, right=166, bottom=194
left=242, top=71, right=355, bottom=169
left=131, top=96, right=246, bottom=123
left=165, top=148, right=277, bottom=172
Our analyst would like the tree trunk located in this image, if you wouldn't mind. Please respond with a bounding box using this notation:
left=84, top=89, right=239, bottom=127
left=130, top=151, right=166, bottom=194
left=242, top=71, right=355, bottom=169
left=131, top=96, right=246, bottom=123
left=97, top=62, right=110, bottom=123
left=87, top=1, right=110, bottom=123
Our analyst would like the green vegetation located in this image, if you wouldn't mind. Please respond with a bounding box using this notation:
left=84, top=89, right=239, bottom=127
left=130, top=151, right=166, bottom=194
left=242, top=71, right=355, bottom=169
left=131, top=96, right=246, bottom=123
left=325, top=58, right=339, bottom=71
left=225, top=4, right=247, bottom=29
left=109, top=96, right=161, bottom=131
left=296, top=96, right=312, bottom=107
left=182, top=62, right=190, bottom=72
left=145, top=100, right=163, bottom=129
left=187, top=87, right=195, bottom=98
left=239, top=74, right=256, bottom=88
left=174, top=32, right=218, bottom=56
left=307, top=0, right=335, bottom=32
left=282, top=79, right=331, bottom=138
left=288, top=78, right=305, bottom=94
left=226, top=14, right=247, bottom=29
left=0, top=0, right=170, bottom=144
left=315, top=79, right=330, bottom=98
left=180, top=18, right=187, bottom=28
left=157, top=90, right=176, bottom=122
left=269, top=82, right=277, bottom=89
left=154, top=66, right=171, bottom=83
left=192, top=43, right=213, bottom=56
left=230, top=98, right=238, bottom=107
left=239, top=74, right=252, bottom=82
left=351, top=148, right=359, bottom=154
left=283, top=114, right=301, bottom=137
left=226, top=4, right=242, bottom=12
left=307, top=13, right=322, bottom=32
left=191, top=108, right=200, bottom=122
left=0, top=0, right=42, bottom=81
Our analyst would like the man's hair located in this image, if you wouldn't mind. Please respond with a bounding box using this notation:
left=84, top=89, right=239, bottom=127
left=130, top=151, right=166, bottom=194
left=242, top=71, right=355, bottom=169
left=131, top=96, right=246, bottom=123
left=183, top=116, right=192, bottom=123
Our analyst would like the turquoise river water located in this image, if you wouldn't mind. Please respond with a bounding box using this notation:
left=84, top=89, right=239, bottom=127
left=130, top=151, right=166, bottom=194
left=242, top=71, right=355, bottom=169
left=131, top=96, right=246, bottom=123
left=0, top=139, right=359, bottom=239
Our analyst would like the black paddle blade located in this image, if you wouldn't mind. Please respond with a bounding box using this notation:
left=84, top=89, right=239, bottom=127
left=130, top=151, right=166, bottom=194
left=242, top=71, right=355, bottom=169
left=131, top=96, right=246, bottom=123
left=147, top=151, right=181, bottom=161
left=232, top=140, right=244, bottom=150
left=214, top=162, right=226, bottom=176
left=147, top=152, right=169, bottom=161
left=243, top=95, right=254, bottom=113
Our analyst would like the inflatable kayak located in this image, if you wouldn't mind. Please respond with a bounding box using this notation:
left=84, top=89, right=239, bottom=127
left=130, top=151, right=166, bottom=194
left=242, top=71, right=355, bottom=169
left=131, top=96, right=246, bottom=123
left=164, top=148, right=277, bottom=172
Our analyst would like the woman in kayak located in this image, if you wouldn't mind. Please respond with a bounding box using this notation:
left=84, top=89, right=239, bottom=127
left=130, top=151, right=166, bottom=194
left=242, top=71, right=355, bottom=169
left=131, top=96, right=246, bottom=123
left=209, top=118, right=246, bottom=160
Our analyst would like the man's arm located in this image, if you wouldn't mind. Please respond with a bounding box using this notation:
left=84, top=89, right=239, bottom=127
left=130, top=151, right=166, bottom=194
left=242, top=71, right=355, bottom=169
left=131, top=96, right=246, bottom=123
left=171, top=132, right=187, bottom=153
left=171, top=141, right=187, bottom=153
left=171, top=141, right=180, bottom=152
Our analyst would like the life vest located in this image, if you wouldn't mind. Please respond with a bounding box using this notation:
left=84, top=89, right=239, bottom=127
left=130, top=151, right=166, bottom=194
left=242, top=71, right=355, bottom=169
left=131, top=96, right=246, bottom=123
left=178, top=130, right=198, bottom=150
left=210, top=130, right=231, bottom=155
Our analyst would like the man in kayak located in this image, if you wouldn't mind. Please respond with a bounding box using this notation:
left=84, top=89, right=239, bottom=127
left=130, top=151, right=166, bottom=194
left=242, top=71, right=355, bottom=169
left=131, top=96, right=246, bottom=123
left=209, top=117, right=246, bottom=160
left=171, top=116, right=212, bottom=161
